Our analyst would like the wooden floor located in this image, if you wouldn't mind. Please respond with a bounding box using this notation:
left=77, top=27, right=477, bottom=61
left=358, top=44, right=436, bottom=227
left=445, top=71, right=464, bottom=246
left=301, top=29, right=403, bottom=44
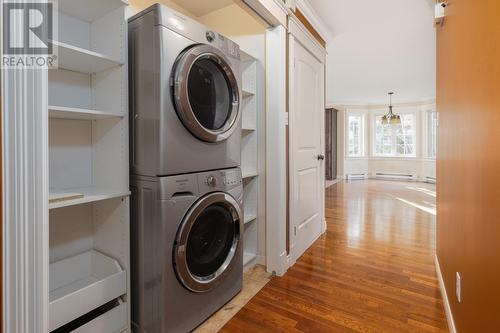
left=221, top=180, right=448, bottom=332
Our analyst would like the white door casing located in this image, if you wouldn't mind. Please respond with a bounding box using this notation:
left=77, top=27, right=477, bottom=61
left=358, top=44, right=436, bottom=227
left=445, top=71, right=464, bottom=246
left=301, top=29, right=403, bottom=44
left=265, top=26, right=289, bottom=276
left=288, top=18, right=326, bottom=263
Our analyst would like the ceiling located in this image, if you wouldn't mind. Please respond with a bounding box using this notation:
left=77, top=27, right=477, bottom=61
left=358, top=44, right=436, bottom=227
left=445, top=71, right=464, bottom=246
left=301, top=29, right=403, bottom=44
left=171, top=0, right=234, bottom=17
left=306, top=0, right=436, bottom=105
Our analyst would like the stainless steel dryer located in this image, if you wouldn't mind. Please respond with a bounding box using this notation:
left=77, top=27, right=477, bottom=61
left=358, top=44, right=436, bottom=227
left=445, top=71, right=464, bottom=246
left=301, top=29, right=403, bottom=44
left=129, top=4, right=242, bottom=177
left=130, top=168, right=243, bottom=333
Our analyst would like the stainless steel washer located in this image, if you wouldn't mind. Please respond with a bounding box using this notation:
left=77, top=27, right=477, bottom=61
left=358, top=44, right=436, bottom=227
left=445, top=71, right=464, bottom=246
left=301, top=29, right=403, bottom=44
left=129, top=4, right=242, bottom=177
left=130, top=168, right=243, bottom=333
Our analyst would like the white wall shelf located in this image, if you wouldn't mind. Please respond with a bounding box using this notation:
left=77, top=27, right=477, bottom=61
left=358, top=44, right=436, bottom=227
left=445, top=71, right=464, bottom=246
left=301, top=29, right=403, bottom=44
left=242, top=89, right=256, bottom=97
left=244, top=214, right=257, bottom=225
left=234, top=36, right=266, bottom=272
left=49, top=188, right=130, bottom=210
left=49, top=105, right=125, bottom=120
left=242, top=172, right=259, bottom=179
left=47, top=1, right=130, bottom=331
left=59, top=0, right=129, bottom=22
left=240, top=49, right=254, bottom=63
left=53, top=41, right=124, bottom=74
left=49, top=250, right=127, bottom=331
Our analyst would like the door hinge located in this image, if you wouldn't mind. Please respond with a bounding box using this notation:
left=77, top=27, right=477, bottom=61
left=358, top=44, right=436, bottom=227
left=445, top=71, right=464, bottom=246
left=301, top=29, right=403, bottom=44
left=294, top=226, right=297, bottom=236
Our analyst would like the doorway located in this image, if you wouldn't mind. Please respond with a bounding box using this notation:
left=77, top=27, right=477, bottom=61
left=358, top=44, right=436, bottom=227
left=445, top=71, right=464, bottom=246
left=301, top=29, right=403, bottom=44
left=325, top=108, right=338, bottom=183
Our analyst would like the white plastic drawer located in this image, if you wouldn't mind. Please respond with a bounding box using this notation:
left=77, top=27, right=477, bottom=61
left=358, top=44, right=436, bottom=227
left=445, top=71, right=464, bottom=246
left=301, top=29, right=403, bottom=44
left=49, top=250, right=127, bottom=331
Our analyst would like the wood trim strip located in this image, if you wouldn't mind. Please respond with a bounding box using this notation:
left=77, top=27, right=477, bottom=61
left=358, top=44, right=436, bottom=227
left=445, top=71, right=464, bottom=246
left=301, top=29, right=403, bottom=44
left=1, top=69, right=3, bottom=333
left=293, top=8, right=326, bottom=48
left=285, top=28, right=290, bottom=255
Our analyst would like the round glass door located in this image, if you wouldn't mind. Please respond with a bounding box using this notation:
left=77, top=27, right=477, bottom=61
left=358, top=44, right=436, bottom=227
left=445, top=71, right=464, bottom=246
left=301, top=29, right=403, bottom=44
left=174, top=192, right=242, bottom=293
left=173, top=44, right=240, bottom=143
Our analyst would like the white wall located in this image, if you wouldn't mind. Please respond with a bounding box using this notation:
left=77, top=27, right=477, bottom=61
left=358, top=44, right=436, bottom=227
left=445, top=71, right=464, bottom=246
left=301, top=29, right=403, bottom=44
left=307, top=0, right=436, bottom=105
left=335, top=101, right=436, bottom=181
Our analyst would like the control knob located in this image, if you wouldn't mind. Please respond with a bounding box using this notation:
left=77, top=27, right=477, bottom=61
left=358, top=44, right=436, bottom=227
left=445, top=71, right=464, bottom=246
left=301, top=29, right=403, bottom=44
left=207, top=176, right=217, bottom=187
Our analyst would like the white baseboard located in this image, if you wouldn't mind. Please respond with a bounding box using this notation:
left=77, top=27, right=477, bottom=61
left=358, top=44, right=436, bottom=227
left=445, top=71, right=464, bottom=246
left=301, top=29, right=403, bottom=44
left=435, top=255, right=457, bottom=333
left=325, top=178, right=341, bottom=188
left=373, top=172, right=418, bottom=181
left=272, top=251, right=289, bottom=277
left=346, top=173, right=369, bottom=180
left=286, top=254, right=296, bottom=272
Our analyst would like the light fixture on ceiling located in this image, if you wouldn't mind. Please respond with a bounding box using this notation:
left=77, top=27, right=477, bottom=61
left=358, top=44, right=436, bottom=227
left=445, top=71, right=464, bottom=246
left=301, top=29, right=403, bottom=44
left=382, top=92, right=401, bottom=126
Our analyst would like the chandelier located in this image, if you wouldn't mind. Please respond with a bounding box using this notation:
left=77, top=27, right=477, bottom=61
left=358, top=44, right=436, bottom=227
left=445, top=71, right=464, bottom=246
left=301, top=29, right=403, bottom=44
left=381, top=92, right=401, bottom=125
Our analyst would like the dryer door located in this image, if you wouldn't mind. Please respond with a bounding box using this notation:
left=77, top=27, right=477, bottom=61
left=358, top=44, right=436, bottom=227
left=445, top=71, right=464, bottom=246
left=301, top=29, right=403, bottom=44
left=174, top=192, right=243, bottom=293
left=172, top=44, right=240, bottom=143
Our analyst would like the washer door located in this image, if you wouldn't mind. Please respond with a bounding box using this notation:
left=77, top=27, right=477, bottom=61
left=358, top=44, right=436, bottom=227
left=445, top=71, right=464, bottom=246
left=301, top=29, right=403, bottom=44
left=172, top=44, right=240, bottom=143
left=174, top=192, right=242, bottom=293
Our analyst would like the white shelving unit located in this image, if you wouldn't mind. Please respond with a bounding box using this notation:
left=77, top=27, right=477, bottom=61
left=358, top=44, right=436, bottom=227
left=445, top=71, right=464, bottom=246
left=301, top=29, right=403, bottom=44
left=49, top=251, right=127, bottom=330
left=48, top=0, right=130, bottom=332
left=52, top=40, right=124, bottom=74
left=235, top=38, right=266, bottom=271
left=49, top=188, right=131, bottom=210
left=49, top=105, right=125, bottom=120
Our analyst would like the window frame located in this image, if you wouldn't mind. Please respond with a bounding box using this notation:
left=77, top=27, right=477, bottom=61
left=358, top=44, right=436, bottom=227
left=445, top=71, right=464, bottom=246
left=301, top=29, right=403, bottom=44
left=426, top=109, right=437, bottom=159
left=372, top=110, right=418, bottom=158
left=346, top=112, right=366, bottom=158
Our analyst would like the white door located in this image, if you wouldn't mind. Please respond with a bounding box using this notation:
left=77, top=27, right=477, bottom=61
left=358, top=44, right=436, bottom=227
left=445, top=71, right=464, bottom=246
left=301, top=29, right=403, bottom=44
left=289, top=26, right=325, bottom=263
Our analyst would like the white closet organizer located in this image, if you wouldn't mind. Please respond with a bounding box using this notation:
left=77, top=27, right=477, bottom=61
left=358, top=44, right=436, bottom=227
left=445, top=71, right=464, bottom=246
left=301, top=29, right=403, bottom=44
left=236, top=37, right=266, bottom=271
left=48, top=0, right=130, bottom=332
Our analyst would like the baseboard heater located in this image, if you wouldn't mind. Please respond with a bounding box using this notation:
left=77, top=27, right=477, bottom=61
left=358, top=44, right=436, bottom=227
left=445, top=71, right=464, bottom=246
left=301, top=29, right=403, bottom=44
left=346, top=173, right=368, bottom=180
left=374, top=173, right=417, bottom=181
left=425, top=176, right=437, bottom=184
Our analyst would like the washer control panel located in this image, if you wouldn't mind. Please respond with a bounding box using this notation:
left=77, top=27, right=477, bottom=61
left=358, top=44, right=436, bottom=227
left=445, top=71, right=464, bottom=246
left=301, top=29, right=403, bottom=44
left=223, top=169, right=241, bottom=186
left=199, top=168, right=242, bottom=192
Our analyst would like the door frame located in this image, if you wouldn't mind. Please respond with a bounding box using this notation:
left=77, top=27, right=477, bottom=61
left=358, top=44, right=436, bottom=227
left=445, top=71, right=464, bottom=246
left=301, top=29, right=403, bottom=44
left=265, top=25, right=289, bottom=276
left=325, top=108, right=338, bottom=181
left=288, top=16, right=327, bottom=264
left=1, top=2, right=50, bottom=328
left=2, top=67, right=49, bottom=332
left=265, top=11, right=328, bottom=276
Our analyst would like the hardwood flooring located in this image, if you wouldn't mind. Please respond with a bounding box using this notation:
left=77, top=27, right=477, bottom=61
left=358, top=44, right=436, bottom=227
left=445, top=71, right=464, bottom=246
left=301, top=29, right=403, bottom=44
left=221, top=180, right=448, bottom=332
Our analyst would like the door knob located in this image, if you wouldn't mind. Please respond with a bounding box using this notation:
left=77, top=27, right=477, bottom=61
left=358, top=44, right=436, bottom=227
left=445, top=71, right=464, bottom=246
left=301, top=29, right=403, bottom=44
left=317, top=154, right=325, bottom=161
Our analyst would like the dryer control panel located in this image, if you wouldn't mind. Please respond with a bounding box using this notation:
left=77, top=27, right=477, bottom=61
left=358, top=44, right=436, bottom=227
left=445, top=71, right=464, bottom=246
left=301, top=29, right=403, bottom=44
left=152, top=5, right=241, bottom=61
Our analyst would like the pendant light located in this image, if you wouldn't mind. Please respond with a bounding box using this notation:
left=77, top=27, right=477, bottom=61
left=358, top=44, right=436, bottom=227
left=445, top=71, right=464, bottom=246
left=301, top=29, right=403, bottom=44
left=381, top=92, right=401, bottom=125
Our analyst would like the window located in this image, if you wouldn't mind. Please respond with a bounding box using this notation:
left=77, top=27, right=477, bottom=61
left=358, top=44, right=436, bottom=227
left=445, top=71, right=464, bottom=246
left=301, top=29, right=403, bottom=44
left=427, top=110, right=437, bottom=158
left=374, top=113, right=416, bottom=157
left=347, top=115, right=364, bottom=157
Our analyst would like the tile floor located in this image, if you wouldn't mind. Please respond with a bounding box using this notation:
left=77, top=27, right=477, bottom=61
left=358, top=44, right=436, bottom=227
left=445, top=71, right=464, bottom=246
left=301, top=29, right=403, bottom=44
left=193, top=265, right=272, bottom=333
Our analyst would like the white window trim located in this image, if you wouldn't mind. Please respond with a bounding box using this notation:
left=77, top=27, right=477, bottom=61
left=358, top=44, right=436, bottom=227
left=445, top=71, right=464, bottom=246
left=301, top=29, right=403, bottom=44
left=424, top=109, right=437, bottom=160
left=371, top=109, right=418, bottom=158
left=345, top=111, right=367, bottom=158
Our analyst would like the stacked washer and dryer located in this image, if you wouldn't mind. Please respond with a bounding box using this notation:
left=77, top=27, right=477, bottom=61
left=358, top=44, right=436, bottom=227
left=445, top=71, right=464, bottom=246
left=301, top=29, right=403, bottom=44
left=129, top=4, right=244, bottom=333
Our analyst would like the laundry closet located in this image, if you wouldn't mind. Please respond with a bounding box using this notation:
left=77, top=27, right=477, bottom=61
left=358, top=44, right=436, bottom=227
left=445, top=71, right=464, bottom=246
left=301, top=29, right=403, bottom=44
left=127, top=0, right=268, bottom=274
left=126, top=3, right=268, bottom=330
left=44, top=0, right=267, bottom=332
